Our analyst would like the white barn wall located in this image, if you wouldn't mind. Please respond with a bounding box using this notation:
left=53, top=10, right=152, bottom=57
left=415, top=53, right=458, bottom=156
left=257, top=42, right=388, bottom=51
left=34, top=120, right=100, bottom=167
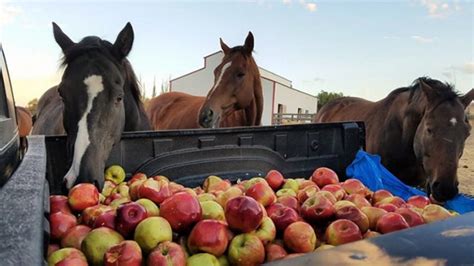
left=273, top=83, right=317, bottom=114
left=261, top=78, right=274, bottom=125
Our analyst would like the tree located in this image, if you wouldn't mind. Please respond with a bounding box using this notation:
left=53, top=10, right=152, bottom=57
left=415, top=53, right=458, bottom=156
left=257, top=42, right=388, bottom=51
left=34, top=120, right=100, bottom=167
left=160, top=75, right=171, bottom=95
left=317, top=90, right=344, bottom=109
left=152, top=76, right=157, bottom=98
left=26, top=98, right=38, bottom=115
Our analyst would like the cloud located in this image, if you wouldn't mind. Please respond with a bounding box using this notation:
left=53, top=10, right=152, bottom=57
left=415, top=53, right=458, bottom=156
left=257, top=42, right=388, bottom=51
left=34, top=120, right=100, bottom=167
left=459, top=62, right=474, bottom=74
left=417, top=0, right=461, bottom=18
left=305, top=3, right=317, bottom=12
left=411, top=35, right=433, bottom=43
left=0, top=2, right=22, bottom=29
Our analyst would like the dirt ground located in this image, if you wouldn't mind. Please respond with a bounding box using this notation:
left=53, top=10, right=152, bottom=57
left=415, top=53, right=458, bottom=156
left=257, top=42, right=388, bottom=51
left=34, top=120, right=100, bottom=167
left=459, top=133, right=474, bottom=196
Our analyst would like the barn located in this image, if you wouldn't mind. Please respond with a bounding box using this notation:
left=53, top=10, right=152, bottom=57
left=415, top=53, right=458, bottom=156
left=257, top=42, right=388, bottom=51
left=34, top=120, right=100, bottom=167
left=169, top=51, right=318, bottom=125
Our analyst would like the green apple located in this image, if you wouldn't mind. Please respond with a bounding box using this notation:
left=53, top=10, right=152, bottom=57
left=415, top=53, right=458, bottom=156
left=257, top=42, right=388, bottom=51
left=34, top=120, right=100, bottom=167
left=200, top=200, right=225, bottom=221
left=203, top=175, right=230, bottom=193
left=198, top=193, right=217, bottom=203
left=216, top=187, right=243, bottom=208
left=136, top=198, right=160, bottom=217
left=243, top=177, right=267, bottom=191
left=105, top=165, right=126, bottom=185
left=81, top=227, right=124, bottom=266
left=134, top=217, right=172, bottom=253
left=228, top=233, right=265, bottom=266
left=109, top=197, right=131, bottom=209
left=218, top=255, right=230, bottom=266
left=186, top=253, right=220, bottom=266
left=101, top=181, right=117, bottom=197
left=48, top=248, right=87, bottom=266
left=276, top=188, right=297, bottom=197
left=282, top=179, right=299, bottom=193
left=251, top=216, right=276, bottom=244
left=111, top=182, right=130, bottom=199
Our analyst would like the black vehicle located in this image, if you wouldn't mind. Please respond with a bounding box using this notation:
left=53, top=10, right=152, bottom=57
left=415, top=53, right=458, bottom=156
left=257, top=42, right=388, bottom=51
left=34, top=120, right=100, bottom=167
left=0, top=44, right=473, bottom=265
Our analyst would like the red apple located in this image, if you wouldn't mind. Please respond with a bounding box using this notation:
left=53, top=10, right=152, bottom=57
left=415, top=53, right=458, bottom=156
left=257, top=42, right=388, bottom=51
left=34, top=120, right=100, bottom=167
left=129, top=179, right=146, bottom=201
left=48, top=243, right=60, bottom=257
left=68, top=183, right=99, bottom=212
left=333, top=200, right=357, bottom=211
left=277, top=195, right=299, bottom=211
left=297, top=186, right=320, bottom=204
left=407, top=195, right=431, bottom=209
left=345, top=194, right=371, bottom=209
left=314, top=191, right=337, bottom=204
left=376, top=212, right=410, bottom=234
left=228, top=233, right=265, bottom=266
left=265, top=243, right=287, bottom=262
left=300, top=194, right=335, bottom=222
left=50, top=195, right=72, bottom=214
left=299, top=180, right=318, bottom=191
left=225, top=196, right=263, bottom=233
left=128, top=172, right=147, bottom=185
left=187, top=219, right=229, bottom=257
left=61, top=225, right=91, bottom=249
left=361, top=206, right=388, bottom=230
left=311, top=167, right=339, bottom=188
left=325, top=219, right=363, bottom=246
left=267, top=203, right=300, bottom=231
left=80, top=205, right=113, bottom=227
left=116, top=202, right=148, bottom=237
left=342, top=179, right=370, bottom=197
left=50, top=212, right=77, bottom=240
left=246, top=182, right=277, bottom=207
left=104, top=240, right=142, bottom=266
left=395, top=208, right=425, bottom=227
left=92, top=208, right=116, bottom=229
left=169, top=182, right=185, bottom=194
left=138, top=178, right=172, bottom=204
left=160, top=192, right=202, bottom=232
left=152, top=175, right=170, bottom=182
left=322, top=184, right=346, bottom=201
left=372, top=189, right=393, bottom=204
left=378, top=196, right=406, bottom=208
left=147, top=241, right=186, bottom=266
left=375, top=203, right=398, bottom=212
left=265, top=170, right=285, bottom=191
left=283, top=221, right=317, bottom=253
left=56, top=257, right=88, bottom=266
left=203, top=175, right=231, bottom=193
left=335, top=205, right=369, bottom=233
left=422, top=204, right=452, bottom=223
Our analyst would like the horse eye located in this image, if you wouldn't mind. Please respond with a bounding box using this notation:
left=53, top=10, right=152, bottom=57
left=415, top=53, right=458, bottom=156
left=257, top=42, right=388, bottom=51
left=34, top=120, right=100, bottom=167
left=236, top=72, right=245, bottom=79
left=426, top=128, right=433, bottom=134
left=116, top=95, right=123, bottom=103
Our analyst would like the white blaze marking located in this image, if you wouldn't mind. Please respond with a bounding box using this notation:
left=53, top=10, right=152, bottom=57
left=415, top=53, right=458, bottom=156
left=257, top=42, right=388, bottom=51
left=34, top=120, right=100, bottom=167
left=64, top=75, right=104, bottom=189
left=450, top=117, right=457, bottom=126
left=207, top=61, right=232, bottom=99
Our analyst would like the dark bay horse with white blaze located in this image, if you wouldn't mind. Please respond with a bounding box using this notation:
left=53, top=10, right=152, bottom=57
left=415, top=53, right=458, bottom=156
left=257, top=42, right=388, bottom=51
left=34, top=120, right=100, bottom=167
left=146, top=32, right=263, bottom=129
left=32, top=22, right=150, bottom=190
left=315, top=77, right=474, bottom=202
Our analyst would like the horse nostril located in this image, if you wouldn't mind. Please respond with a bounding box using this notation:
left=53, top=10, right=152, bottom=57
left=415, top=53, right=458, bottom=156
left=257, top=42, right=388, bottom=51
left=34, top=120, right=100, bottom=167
left=207, top=108, right=214, bottom=117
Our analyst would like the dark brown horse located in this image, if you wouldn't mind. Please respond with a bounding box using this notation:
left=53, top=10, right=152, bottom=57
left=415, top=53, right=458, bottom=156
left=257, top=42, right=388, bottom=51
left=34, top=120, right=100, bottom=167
left=32, top=22, right=150, bottom=190
left=315, top=77, right=474, bottom=202
left=146, top=32, right=263, bottom=129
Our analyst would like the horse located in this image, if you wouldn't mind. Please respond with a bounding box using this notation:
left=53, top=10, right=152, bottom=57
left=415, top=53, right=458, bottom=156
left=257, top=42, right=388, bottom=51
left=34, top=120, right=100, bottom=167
left=32, top=22, right=151, bottom=191
left=146, top=32, right=263, bottom=129
left=314, top=77, right=474, bottom=202
left=15, top=106, right=32, bottom=137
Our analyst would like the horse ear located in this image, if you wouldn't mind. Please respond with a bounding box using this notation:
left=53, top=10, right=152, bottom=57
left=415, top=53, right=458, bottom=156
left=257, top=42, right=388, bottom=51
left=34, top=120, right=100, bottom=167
left=114, top=22, right=134, bottom=58
left=460, top=89, right=474, bottom=108
left=243, top=31, right=254, bottom=54
left=52, top=22, right=75, bottom=52
left=419, top=78, right=437, bottom=102
left=220, top=38, right=231, bottom=55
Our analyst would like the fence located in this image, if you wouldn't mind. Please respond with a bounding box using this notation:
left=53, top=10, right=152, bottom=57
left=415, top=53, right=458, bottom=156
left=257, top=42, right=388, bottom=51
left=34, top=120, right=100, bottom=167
left=272, top=113, right=316, bottom=125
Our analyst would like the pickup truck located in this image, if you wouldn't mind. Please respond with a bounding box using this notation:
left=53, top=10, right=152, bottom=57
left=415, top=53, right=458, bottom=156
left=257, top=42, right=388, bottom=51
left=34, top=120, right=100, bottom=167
left=0, top=44, right=473, bottom=266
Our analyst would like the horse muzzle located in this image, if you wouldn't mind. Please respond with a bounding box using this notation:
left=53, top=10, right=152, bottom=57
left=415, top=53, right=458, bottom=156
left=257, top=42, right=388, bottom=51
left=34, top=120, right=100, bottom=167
left=199, top=107, right=219, bottom=128
left=428, top=179, right=459, bottom=202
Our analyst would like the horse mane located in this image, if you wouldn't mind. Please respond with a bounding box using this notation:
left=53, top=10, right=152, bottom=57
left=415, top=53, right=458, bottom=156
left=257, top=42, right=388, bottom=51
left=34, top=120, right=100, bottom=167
left=386, top=77, right=459, bottom=104
left=59, top=36, right=144, bottom=106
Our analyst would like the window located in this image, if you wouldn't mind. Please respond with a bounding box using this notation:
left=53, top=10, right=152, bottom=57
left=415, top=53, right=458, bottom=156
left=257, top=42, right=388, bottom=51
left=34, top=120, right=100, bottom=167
left=0, top=69, right=9, bottom=118
left=305, top=110, right=309, bottom=114
left=277, top=104, right=284, bottom=113
left=297, top=108, right=302, bottom=114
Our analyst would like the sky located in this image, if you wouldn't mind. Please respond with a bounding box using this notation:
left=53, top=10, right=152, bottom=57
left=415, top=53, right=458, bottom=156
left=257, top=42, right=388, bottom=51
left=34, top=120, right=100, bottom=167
left=0, top=0, right=472, bottom=106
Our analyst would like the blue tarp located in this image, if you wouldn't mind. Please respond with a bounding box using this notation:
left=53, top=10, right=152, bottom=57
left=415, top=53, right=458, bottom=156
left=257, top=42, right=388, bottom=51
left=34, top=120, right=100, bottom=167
left=346, top=150, right=474, bottom=214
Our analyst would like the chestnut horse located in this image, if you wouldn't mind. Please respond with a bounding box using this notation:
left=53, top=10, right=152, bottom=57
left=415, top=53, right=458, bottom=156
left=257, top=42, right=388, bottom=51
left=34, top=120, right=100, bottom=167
left=146, top=32, right=263, bottom=129
left=315, top=77, right=474, bottom=202
left=32, top=22, right=150, bottom=190
left=15, top=106, right=32, bottom=137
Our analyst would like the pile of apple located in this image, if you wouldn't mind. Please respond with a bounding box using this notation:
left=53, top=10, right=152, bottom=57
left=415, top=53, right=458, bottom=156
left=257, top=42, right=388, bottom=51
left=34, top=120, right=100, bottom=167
left=47, top=166, right=458, bottom=266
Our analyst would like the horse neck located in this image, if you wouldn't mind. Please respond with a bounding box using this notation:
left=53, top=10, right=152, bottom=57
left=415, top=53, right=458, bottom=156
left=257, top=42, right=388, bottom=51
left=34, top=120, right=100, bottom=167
left=242, top=64, right=263, bottom=126
left=123, top=80, right=151, bottom=131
